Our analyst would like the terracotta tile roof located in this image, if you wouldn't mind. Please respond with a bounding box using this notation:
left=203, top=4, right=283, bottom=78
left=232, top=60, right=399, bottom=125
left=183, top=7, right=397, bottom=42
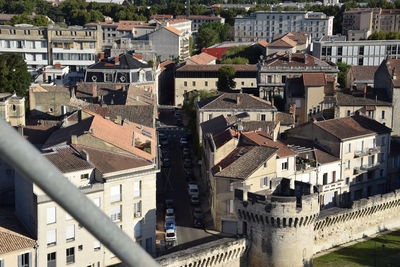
left=0, top=213, right=36, bottom=254
left=349, top=66, right=378, bottom=82
left=386, top=59, right=400, bottom=87
left=198, top=93, right=274, bottom=110
left=23, top=125, right=58, bottom=147
left=257, top=40, right=269, bottom=47
left=302, top=73, right=327, bottom=87
left=167, top=19, right=190, bottom=24
left=276, top=112, right=295, bottom=126
left=72, top=145, right=151, bottom=174
left=116, top=20, right=147, bottom=31
left=176, top=64, right=257, bottom=72
left=44, top=146, right=93, bottom=173
left=186, top=52, right=217, bottom=65
left=241, top=131, right=296, bottom=157
left=150, top=14, right=173, bottom=19
left=314, top=149, right=340, bottom=164
left=177, top=15, right=223, bottom=20
left=284, top=32, right=309, bottom=45
left=269, top=36, right=297, bottom=48
left=164, top=26, right=182, bottom=35
left=158, top=60, right=175, bottom=71
left=213, top=145, right=277, bottom=179
left=315, top=115, right=391, bottom=140
left=336, top=91, right=391, bottom=106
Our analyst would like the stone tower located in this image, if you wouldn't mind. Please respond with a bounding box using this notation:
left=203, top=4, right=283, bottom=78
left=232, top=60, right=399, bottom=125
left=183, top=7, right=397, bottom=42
left=235, top=179, right=320, bottom=267
left=0, top=92, right=25, bottom=126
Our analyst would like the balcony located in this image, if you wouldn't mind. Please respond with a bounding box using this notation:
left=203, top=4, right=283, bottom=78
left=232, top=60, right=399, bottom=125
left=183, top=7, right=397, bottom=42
left=318, top=180, right=346, bottom=193
left=361, top=163, right=379, bottom=171
left=368, top=147, right=379, bottom=155
left=353, top=166, right=367, bottom=175
left=354, top=150, right=369, bottom=157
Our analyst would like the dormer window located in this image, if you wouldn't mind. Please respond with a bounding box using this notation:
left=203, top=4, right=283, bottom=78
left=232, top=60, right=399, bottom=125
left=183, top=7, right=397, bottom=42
left=80, top=173, right=89, bottom=180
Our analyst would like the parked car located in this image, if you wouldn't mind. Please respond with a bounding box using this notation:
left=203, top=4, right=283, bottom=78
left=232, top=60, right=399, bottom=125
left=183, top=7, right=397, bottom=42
left=176, top=119, right=183, bottom=127
left=184, top=170, right=195, bottom=182
left=164, top=218, right=176, bottom=231
left=165, top=229, right=177, bottom=242
left=174, top=110, right=182, bottom=118
left=187, top=183, right=199, bottom=196
left=190, top=194, right=200, bottom=205
left=193, top=207, right=204, bottom=228
left=193, top=207, right=203, bottom=219
left=184, top=158, right=192, bottom=168
left=163, top=158, right=171, bottom=168
left=194, top=217, right=204, bottom=228
left=165, top=199, right=174, bottom=209
left=165, top=208, right=175, bottom=220
left=182, top=147, right=191, bottom=159
left=180, top=137, right=189, bottom=146
left=160, top=138, right=169, bottom=146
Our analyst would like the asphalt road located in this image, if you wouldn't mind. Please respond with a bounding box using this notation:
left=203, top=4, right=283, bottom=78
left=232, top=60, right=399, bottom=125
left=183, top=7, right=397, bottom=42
left=157, top=108, right=212, bottom=251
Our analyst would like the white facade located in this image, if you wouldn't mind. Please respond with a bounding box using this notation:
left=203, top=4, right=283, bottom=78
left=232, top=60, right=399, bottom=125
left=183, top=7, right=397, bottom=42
left=234, top=11, right=333, bottom=42
left=313, top=37, right=400, bottom=66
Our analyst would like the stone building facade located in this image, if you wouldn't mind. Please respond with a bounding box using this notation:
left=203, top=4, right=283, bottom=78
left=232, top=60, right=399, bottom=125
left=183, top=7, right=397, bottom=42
left=0, top=92, right=25, bottom=126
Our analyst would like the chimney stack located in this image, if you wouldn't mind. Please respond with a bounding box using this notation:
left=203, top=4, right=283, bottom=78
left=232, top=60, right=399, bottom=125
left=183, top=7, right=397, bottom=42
left=289, top=103, right=296, bottom=121
left=288, top=53, right=292, bottom=62
left=236, top=95, right=241, bottom=105
left=304, top=54, right=308, bottom=64
left=99, top=52, right=105, bottom=61
left=81, top=150, right=89, bottom=162
left=54, top=63, right=62, bottom=69
left=92, top=82, right=97, bottom=97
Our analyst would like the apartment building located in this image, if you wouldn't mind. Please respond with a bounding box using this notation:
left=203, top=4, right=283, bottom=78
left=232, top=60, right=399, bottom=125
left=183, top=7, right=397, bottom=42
left=0, top=212, right=37, bottom=267
left=159, top=19, right=192, bottom=40
left=334, top=91, right=393, bottom=128
left=175, top=64, right=257, bottom=106
left=148, top=26, right=190, bottom=61
left=285, top=115, right=391, bottom=201
left=257, top=53, right=338, bottom=100
left=312, top=36, right=400, bottom=66
left=0, top=24, right=102, bottom=71
left=0, top=92, right=25, bottom=127
left=14, top=111, right=158, bottom=267
left=176, top=15, right=225, bottom=32
left=265, top=32, right=311, bottom=56
left=234, top=11, right=333, bottom=42
left=346, top=65, right=378, bottom=89
left=196, top=93, right=277, bottom=141
left=343, top=8, right=400, bottom=39
left=286, top=73, right=336, bottom=124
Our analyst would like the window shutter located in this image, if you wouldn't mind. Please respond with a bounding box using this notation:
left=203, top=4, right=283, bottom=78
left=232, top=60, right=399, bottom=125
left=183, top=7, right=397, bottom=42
left=28, top=252, right=32, bottom=267
left=66, top=225, right=75, bottom=240
left=18, top=254, right=22, bottom=267
left=0, top=259, right=3, bottom=267
left=133, top=181, right=141, bottom=198
left=93, top=240, right=101, bottom=250
left=229, top=199, right=234, bottom=213
left=47, top=229, right=56, bottom=245
left=47, top=207, right=56, bottom=224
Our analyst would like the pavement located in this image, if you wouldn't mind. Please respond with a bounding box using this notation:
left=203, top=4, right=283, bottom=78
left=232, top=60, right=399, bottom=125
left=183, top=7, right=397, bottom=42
left=156, top=108, right=214, bottom=256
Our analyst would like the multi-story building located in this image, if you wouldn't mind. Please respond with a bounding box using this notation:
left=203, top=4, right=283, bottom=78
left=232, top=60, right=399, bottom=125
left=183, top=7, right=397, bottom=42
left=257, top=52, right=338, bottom=100
left=285, top=73, right=336, bottom=124
left=0, top=24, right=103, bottom=72
left=265, top=32, right=311, bottom=56
left=175, top=64, right=257, bottom=106
left=14, top=111, right=158, bottom=267
left=346, top=65, right=378, bottom=90
left=285, top=115, right=391, bottom=202
left=176, top=15, right=225, bottom=32
left=234, top=11, right=333, bottom=42
left=312, top=35, right=400, bottom=66
left=196, top=92, right=277, bottom=140
left=374, top=58, right=400, bottom=135
left=342, top=8, right=400, bottom=40
left=148, top=26, right=190, bottom=61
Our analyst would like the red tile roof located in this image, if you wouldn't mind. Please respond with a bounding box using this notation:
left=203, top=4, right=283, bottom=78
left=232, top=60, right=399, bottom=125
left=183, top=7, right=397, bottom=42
left=257, top=40, right=269, bottom=48
left=44, top=146, right=93, bottom=173
left=302, top=73, right=327, bottom=87
left=242, top=131, right=296, bottom=157
left=186, top=52, right=217, bottom=65
left=269, top=36, right=297, bottom=48
left=164, top=26, right=182, bottom=35
left=0, top=214, right=36, bottom=254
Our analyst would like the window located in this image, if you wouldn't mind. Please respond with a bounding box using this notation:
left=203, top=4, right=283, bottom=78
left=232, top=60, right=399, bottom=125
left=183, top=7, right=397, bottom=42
left=80, top=173, right=89, bottom=180
left=133, top=181, right=141, bottom=198
left=381, top=110, right=385, bottom=119
left=184, top=81, right=187, bottom=87
left=133, top=220, right=142, bottom=238
left=346, top=160, right=351, bottom=169
left=347, top=110, right=351, bottom=116
left=281, top=159, right=288, bottom=170
left=261, top=114, right=266, bottom=121
left=110, top=185, right=121, bottom=202
left=47, top=207, right=56, bottom=224
left=66, top=225, right=75, bottom=242
left=192, top=81, right=196, bottom=86
left=378, top=153, right=384, bottom=163
left=241, top=81, right=244, bottom=86
left=260, top=177, right=268, bottom=187
left=359, top=46, right=364, bottom=55
left=332, top=171, right=336, bottom=182
left=281, top=76, right=286, bottom=84
left=110, top=205, right=122, bottom=222
left=323, top=173, right=328, bottom=185
left=229, top=199, right=234, bottom=213
left=358, top=58, right=363, bottom=66
left=346, top=177, right=350, bottom=184
left=208, top=114, right=213, bottom=120
left=134, top=201, right=142, bottom=218
left=93, top=240, right=101, bottom=251
left=382, top=136, right=386, bottom=146
left=19, top=252, right=31, bottom=267
left=47, top=252, right=56, bottom=267
left=380, top=169, right=384, bottom=177
left=205, top=81, right=208, bottom=87
left=47, top=229, right=56, bottom=246
left=66, top=247, right=75, bottom=264
left=267, top=75, right=272, bottom=83
left=347, top=143, right=352, bottom=153
left=337, top=46, right=343, bottom=56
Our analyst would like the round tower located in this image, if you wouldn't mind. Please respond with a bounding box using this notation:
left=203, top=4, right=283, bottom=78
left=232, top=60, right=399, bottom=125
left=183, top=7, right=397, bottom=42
left=235, top=180, right=320, bottom=267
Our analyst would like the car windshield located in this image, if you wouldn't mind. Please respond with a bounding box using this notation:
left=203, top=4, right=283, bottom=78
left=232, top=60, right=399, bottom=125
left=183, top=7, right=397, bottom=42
left=166, top=233, right=175, bottom=237
left=190, top=189, right=198, bottom=193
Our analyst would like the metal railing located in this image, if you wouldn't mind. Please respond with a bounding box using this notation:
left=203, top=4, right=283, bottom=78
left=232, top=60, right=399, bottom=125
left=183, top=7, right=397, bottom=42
left=0, top=119, right=159, bottom=267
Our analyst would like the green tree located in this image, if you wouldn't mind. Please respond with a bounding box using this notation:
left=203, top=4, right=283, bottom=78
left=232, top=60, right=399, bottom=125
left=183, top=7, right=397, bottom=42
left=337, top=62, right=350, bottom=89
left=217, top=66, right=236, bottom=92
left=32, top=15, right=50, bottom=26
left=0, top=54, right=31, bottom=96
left=197, top=27, right=219, bottom=50
left=219, top=57, right=249, bottom=64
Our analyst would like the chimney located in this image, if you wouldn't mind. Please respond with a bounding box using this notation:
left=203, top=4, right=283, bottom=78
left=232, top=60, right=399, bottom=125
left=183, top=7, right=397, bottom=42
left=289, top=103, right=296, bottom=122
left=288, top=52, right=292, bottom=62
left=115, top=56, right=120, bottom=64
left=363, top=86, right=367, bottom=98
left=81, top=150, right=89, bottom=162
left=92, top=82, right=97, bottom=97
left=99, top=52, right=105, bottom=61
left=116, top=115, right=123, bottom=125
left=54, top=63, right=62, bottom=69
left=304, top=54, right=308, bottom=64
left=236, top=95, right=240, bottom=105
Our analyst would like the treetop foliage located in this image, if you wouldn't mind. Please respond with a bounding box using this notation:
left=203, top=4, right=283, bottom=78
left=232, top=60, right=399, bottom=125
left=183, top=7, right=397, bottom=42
left=0, top=54, right=31, bottom=97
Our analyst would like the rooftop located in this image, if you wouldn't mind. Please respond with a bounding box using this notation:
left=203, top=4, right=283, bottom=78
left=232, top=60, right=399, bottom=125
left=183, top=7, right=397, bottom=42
left=197, top=93, right=275, bottom=110
left=349, top=65, right=378, bottom=82
left=262, top=52, right=334, bottom=69
left=186, top=52, right=217, bottom=65
left=44, top=146, right=93, bottom=173
left=164, top=26, right=182, bottom=36
left=268, top=36, right=297, bottom=48
left=385, top=59, right=400, bottom=87
left=87, top=54, right=148, bottom=70
left=302, top=73, right=327, bottom=87
left=336, top=91, right=391, bottom=106
left=241, top=131, right=296, bottom=157
left=177, top=64, right=257, bottom=72
left=213, top=145, right=277, bottom=179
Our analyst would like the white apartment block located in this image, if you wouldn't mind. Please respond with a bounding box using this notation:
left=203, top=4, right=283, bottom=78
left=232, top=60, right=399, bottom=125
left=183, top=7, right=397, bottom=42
left=313, top=36, right=400, bottom=66
left=14, top=144, right=158, bottom=267
left=176, top=15, right=225, bottom=32
left=234, top=11, right=333, bottom=42
left=0, top=24, right=102, bottom=72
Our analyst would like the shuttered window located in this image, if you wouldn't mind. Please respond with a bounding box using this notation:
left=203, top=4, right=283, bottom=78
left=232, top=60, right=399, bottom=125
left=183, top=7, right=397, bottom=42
left=66, top=225, right=75, bottom=241
left=46, top=207, right=56, bottom=224
left=47, top=229, right=56, bottom=246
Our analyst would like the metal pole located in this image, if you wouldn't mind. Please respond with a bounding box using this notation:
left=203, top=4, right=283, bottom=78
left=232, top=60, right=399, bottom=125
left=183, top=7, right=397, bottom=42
left=0, top=119, right=159, bottom=267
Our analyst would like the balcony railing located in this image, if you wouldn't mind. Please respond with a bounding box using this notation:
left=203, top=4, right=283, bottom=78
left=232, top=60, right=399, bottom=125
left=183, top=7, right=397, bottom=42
left=318, top=180, right=346, bottom=192
left=354, top=166, right=367, bottom=175
left=361, top=163, right=379, bottom=171
left=369, top=147, right=379, bottom=154
left=354, top=150, right=369, bottom=157
left=66, top=255, right=75, bottom=264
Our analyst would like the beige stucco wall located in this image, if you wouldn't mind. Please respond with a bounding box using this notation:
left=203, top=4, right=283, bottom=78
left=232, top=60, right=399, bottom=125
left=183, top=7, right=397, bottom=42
left=175, top=77, right=257, bottom=106
left=335, top=105, right=393, bottom=129
left=0, top=247, right=36, bottom=267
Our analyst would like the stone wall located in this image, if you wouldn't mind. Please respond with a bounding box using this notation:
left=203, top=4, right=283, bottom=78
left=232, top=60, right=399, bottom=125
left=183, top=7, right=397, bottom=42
left=156, top=238, right=247, bottom=267
left=314, top=189, right=400, bottom=253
